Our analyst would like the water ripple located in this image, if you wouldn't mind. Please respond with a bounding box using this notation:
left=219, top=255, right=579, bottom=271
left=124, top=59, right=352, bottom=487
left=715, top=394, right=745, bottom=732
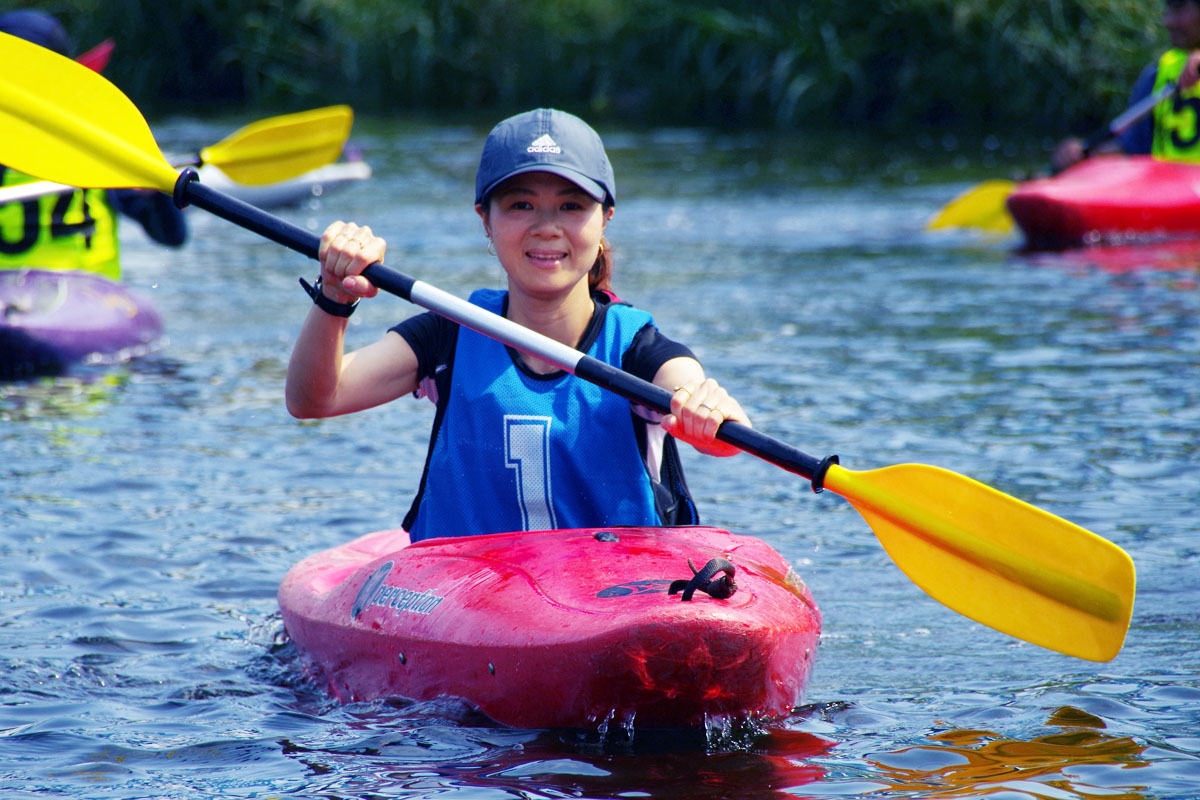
left=2, top=124, right=1199, bottom=797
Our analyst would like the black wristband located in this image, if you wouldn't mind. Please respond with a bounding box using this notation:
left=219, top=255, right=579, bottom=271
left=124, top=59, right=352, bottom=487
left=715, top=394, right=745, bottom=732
left=300, top=276, right=359, bottom=318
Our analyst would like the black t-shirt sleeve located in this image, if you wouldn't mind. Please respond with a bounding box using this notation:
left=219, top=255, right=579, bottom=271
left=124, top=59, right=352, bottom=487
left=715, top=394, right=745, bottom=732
left=390, top=311, right=457, bottom=382
left=622, top=322, right=696, bottom=382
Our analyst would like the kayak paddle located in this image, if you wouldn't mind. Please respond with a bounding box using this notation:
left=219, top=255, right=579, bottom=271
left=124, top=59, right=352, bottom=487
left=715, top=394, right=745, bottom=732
left=0, top=103, right=354, bottom=206
left=924, top=178, right=1018, bottom=234
left=196, top=104, right=354, bottom=186
left=0, top=31, right=1135, bottom=663
left=927, top=80, right=1178, bottom=233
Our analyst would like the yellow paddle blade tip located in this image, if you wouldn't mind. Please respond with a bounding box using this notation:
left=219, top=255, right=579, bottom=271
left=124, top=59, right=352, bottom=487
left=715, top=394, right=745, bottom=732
left=927, top=179, right=1018, bottom=233
left=0, top=31, right=177, bottom=192
left=823, top=462, right=1135, bottom=662
left=198, top=105, right=355, bottom=185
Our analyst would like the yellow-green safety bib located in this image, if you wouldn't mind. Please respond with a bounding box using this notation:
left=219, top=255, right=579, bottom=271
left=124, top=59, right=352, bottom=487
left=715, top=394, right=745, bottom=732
left=0, top=167, right=121, bottom=280
left=1152, top=49, right=1200, bottom=162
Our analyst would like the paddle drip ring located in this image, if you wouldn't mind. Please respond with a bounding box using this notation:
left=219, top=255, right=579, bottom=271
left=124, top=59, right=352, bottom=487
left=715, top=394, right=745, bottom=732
left=811, top=454, right=839, bottom=494
left=669, top=557, right=736, bottom=601
left=173, top=168, right=200, bottom=209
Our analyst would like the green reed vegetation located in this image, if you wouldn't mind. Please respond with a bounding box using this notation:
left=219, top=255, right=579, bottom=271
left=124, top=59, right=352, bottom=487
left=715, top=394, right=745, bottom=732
left=32, top=0, right=1166, bottom=134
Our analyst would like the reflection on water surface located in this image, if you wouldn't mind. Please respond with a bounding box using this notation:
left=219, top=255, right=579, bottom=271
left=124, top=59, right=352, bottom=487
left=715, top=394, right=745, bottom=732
left=1, top=118, right=1198, bottom=798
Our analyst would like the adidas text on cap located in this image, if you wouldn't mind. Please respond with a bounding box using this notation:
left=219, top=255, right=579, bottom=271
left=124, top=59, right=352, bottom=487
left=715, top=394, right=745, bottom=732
left=475, top=108, right=616, bottom=206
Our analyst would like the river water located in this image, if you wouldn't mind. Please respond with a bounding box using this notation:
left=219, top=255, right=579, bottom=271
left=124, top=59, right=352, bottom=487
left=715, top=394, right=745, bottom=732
left=2, top=118, right=1198, bottom=799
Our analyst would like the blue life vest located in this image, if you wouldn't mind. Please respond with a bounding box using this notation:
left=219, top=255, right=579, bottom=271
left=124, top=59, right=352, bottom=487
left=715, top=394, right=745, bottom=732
left=406, top=289, right=668, bottom=541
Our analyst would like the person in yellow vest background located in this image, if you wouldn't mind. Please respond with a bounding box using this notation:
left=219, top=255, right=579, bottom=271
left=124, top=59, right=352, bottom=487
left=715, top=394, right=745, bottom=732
left=0, top=10, right=187, bottom=282
left=1052, top=0, right=1200, bottom=171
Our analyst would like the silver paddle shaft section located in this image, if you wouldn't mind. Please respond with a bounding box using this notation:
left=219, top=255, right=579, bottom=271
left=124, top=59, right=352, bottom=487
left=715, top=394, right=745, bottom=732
left=407, top=279, right=586, bottom=374
left=1066, top=80, right=1176, bottom=168
left=0, top=180, right=74, bottom=204
left=1108, top=81, right=1175, bottom=137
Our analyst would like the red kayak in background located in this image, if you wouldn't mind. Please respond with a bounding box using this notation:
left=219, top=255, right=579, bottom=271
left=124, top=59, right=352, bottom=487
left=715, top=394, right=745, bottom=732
left=1007, top=155, right=1200, bottom=249
left=279, top=526, right=822, bottom=729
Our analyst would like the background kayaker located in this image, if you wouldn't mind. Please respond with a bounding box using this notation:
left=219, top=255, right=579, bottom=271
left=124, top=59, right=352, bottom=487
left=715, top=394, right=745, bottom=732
left=1052, top=0, right=1200, bottom=171
left=0, top=10, right=187, bottom=281
left=286, top=108, right=750, bottom=542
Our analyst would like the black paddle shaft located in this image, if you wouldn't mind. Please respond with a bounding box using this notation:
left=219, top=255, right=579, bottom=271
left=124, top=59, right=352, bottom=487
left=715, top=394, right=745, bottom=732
left=176, top=171, right=835, bottom=488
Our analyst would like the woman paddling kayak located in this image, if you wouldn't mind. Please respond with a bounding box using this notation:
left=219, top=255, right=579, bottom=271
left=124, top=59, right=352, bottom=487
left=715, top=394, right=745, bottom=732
left=1052, top=0, right=1200, bottom=171
left=286, top=108, right=750, bottom=541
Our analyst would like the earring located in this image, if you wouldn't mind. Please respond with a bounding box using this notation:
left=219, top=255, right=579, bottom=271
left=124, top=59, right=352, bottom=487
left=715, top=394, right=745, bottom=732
left=598, top=241, right=605, bottom=255
left=487, top=238, right=495, bottom=256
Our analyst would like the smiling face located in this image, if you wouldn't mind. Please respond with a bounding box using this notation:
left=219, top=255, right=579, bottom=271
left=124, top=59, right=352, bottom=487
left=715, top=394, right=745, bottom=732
left=478, top=171, right=611, bottom=303
left=1165, top=0, right=1200, bottom=49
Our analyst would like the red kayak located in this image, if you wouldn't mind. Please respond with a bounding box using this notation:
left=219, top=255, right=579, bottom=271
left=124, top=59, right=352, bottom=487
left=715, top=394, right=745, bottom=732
left=0, top=268, right=163, bottom=379
left=279, top=526, right=822, bottom=729
left=1007, top=155, right=1200, bottom=249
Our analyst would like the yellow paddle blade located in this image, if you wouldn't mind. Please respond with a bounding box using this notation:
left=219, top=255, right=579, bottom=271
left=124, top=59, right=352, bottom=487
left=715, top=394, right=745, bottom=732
left=822, top=462, right=1134, bottom=662
left=200, top=105, right=354, bottom=186
left=0, top=32, right=177, bottom=193
left=927, top=179, right=1017, bottom=233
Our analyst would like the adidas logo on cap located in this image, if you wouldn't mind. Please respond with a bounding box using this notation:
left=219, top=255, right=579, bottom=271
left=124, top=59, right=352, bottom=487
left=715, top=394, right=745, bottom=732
left=527, top=134, right=561, bottom=154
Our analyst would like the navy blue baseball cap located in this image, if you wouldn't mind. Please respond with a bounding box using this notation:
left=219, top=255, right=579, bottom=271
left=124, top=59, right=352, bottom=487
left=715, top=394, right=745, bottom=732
left=475, top=108, right=616, bottom=206
left=0, top=10, right=71, bottom=55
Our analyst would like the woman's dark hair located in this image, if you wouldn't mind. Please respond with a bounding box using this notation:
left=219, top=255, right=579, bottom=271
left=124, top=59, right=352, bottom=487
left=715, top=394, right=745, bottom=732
left=590, top=207, right=615, bottom=292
